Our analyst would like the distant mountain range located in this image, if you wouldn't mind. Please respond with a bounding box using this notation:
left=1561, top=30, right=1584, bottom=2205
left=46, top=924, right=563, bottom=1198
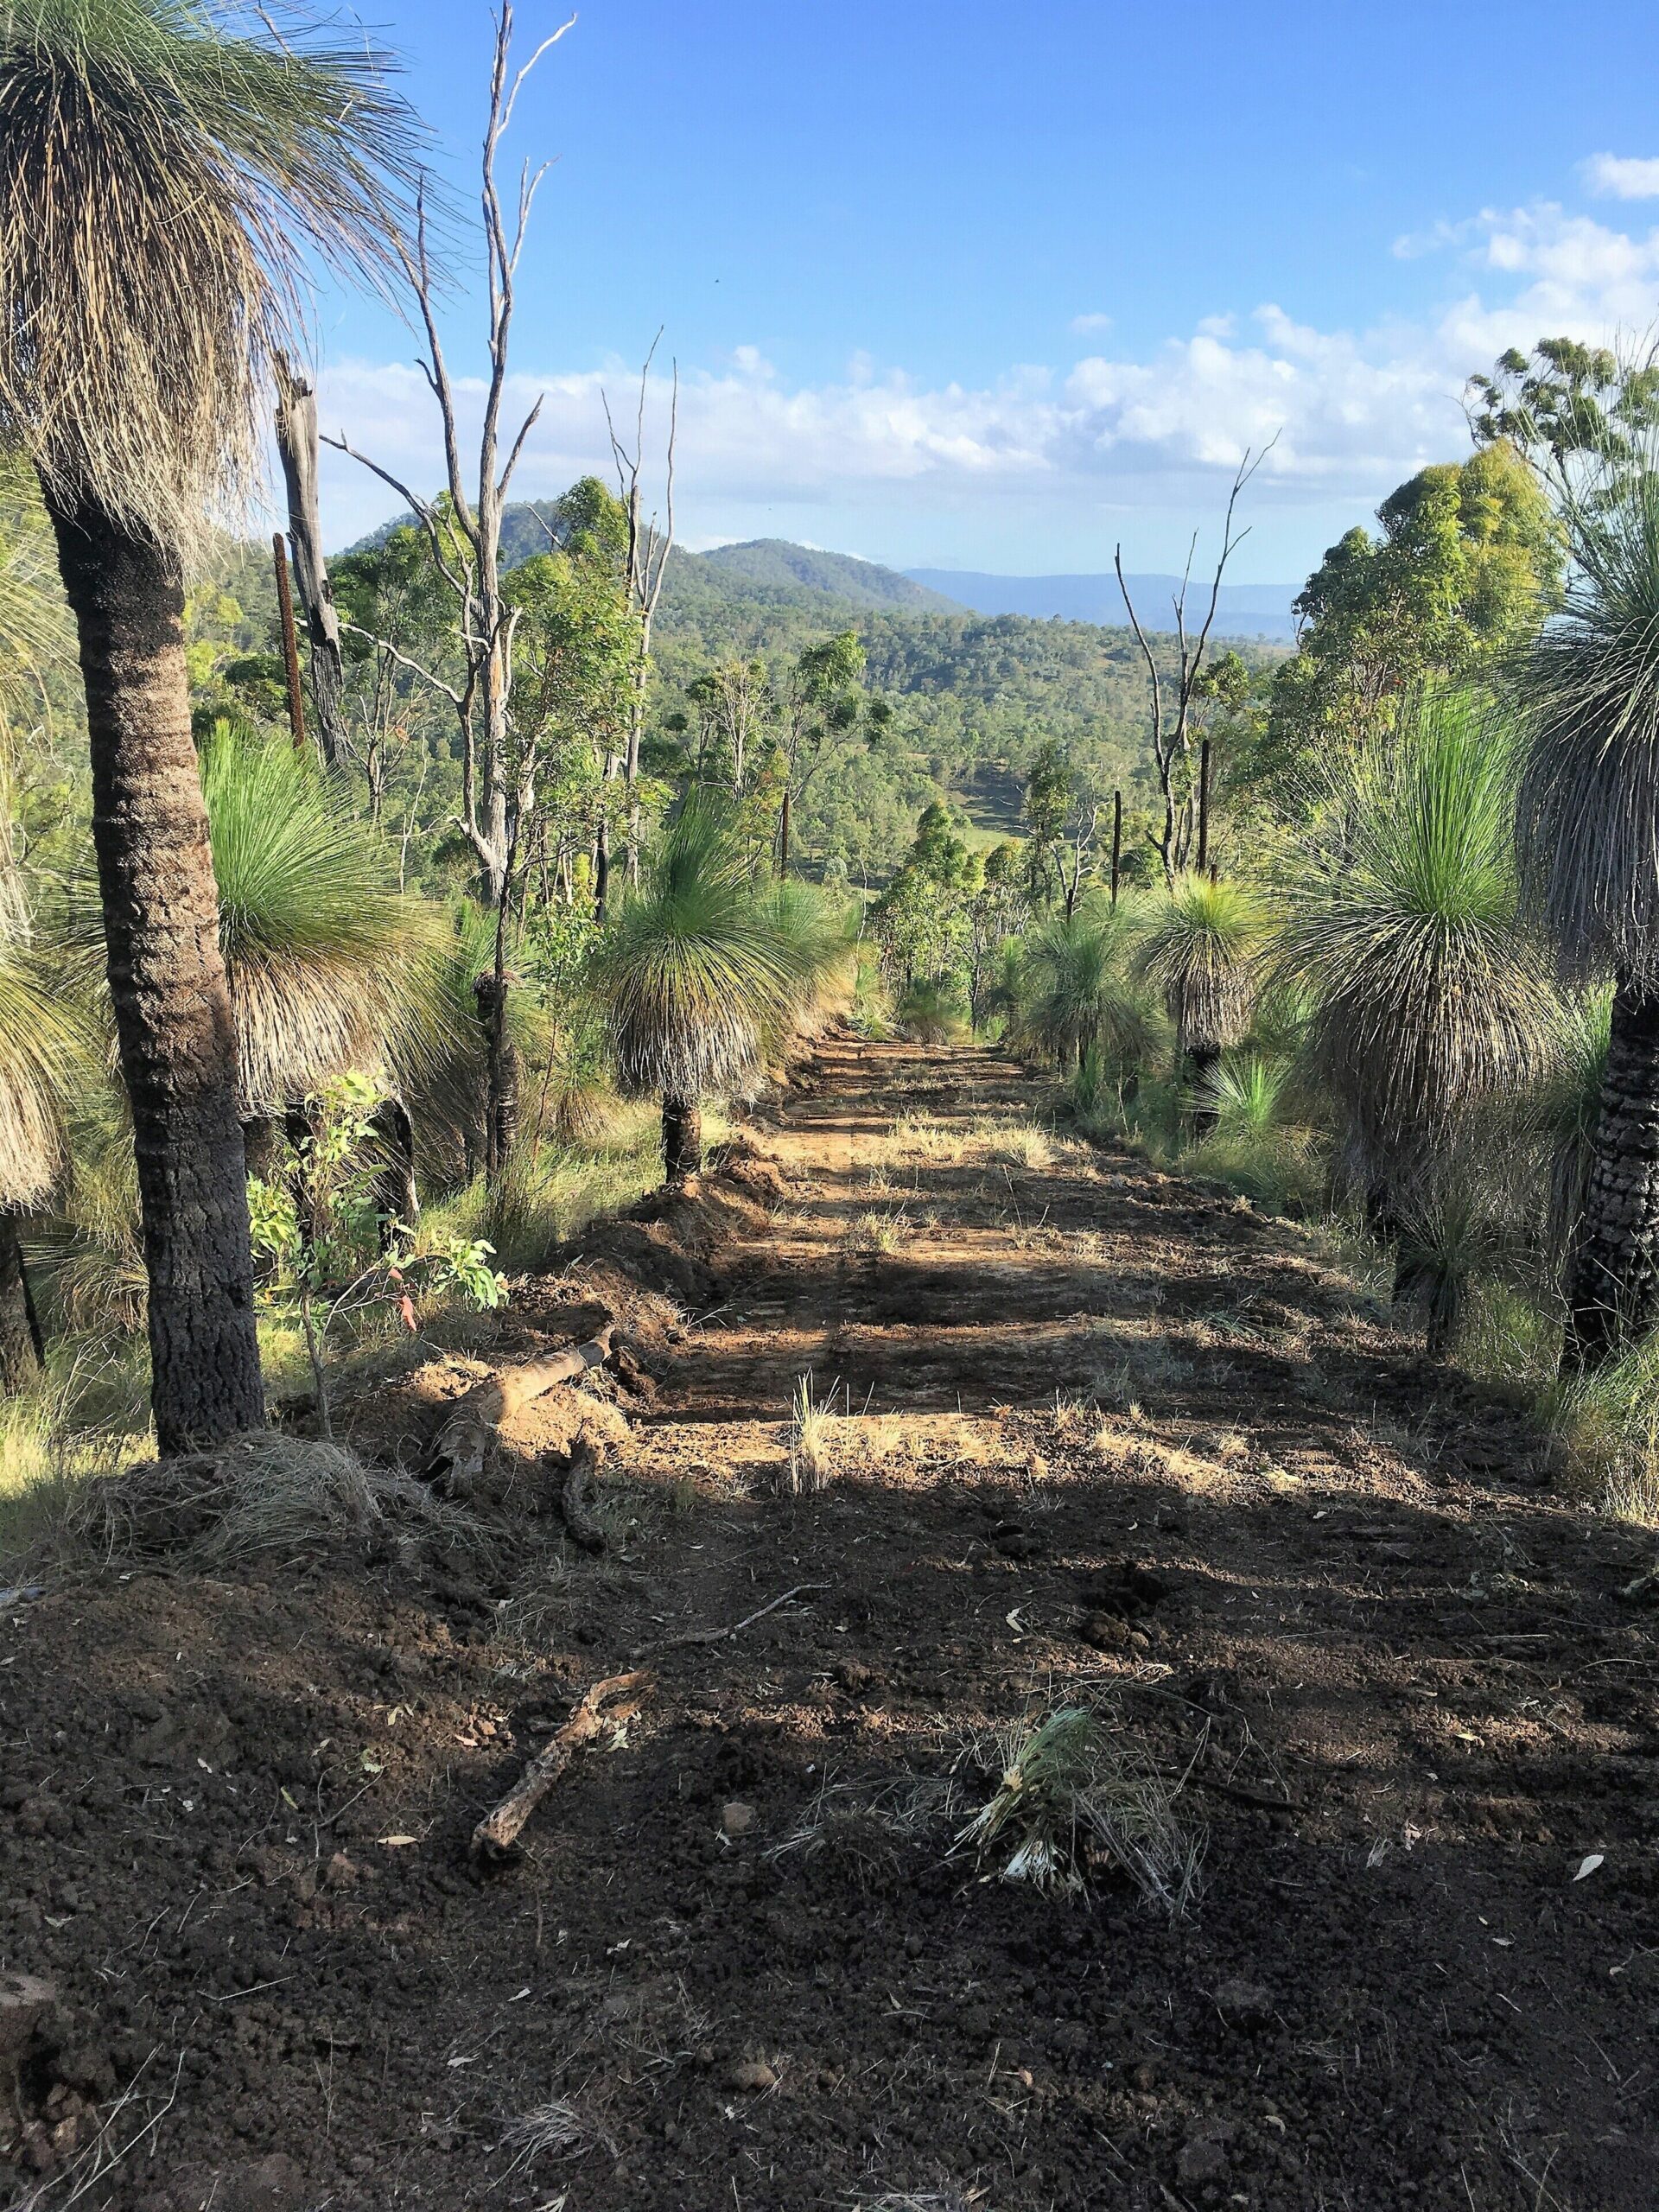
left=339, top=512, right=1294, bottom=642
left=904, top=568, right=1300, bottom=642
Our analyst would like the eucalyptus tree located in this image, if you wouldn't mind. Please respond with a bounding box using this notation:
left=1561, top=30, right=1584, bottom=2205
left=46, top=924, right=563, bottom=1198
left=0, top=0, right=423, bottom=1449
left=1514, top=442, right=1659, bottom=1365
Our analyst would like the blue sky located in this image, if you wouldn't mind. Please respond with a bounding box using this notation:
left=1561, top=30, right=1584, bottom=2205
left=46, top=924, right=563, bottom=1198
left=311, top=0, right=1659, bottom=581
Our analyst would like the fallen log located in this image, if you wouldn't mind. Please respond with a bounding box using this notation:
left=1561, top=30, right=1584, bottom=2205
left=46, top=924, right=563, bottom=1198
left=470, top=1669, right=646, bottom=1867
left=423, top=1327, right=614, bottom=1500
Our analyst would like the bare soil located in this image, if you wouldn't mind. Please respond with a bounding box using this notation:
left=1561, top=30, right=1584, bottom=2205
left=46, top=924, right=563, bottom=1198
left=3, top=1033, right=1657, bottom=2211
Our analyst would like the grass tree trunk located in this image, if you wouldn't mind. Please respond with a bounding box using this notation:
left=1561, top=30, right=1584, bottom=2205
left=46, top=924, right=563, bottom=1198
left=474, top=971, right=519, bottom=1185
left=1563, top=976, right=1659, bottom=1370
left=47, top=495, right=264, bottom=1452
left=662, top=1095, right=702, bottom=1182
left=0, top=1212, right=43, bottom=1395
left=1185, top=1043, right=1221, bottom=1138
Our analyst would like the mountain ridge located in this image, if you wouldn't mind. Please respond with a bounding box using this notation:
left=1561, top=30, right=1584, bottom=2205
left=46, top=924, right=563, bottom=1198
left=905, top=566, right=1299, bottom=641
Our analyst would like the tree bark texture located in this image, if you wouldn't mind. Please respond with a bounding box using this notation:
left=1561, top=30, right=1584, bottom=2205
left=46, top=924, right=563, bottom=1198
left=273, top=355, right=345, bottom=766
left=662, top=1096, right=702, bottom=1182
left=47, top=494, right=265, bottom=1452
left=474, top=972, right=519, bottom=1185
left=0, top=1212, right=43, bottom=1394
left=1563, top=975, right=1659, bottom=1369
left=371, top=1096, right=421, bottom=1244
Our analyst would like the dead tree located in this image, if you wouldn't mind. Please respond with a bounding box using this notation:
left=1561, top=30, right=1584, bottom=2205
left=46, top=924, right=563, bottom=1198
left=1115, top=442, right=1270, bottom=884
left=327, top=4, right=570, bottom=903
left=327, top=4, right=571, bottom=1183
left=604, top=341, right=677, bottom=882
left=273, top=353, right=345, bottom=766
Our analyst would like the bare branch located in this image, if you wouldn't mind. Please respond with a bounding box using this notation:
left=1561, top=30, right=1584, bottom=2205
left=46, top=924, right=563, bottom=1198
left=499, top=392, right=544, bottom=501
left=500, top=13, right=576, bottom=137
left=340, top=620, right=465, bottom=709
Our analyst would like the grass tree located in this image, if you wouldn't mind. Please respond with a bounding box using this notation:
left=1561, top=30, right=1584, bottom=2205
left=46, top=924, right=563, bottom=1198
left=0, top=0, right=421, bottom=1449
left=593, top=800, right=827, bottom=1181
left=0, top=893, right=82, bottom=1390
left=1014, top=899, right=1154, bottom=1074
left=203, top=727, right=443, bottom=1111
left=1514, top=446, right=1659, bottom=1366
left=1275, top=687, right=1554, bottom=1333
left=201, top=725, right=448, bottom=1215
left=1135, top=874, right=1267, bottom=1124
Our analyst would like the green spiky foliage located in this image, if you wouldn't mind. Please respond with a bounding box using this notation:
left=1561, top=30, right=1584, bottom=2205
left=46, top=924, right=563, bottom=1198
left=1014, top=899, right=1154, bottom=1073
left=0, top=454, right=68, bottom=728
left=1, top=754, right=91, bottom=1384
left=0, top=881, right=79, bottom=1212
left=1274, top=689, right=1554, bottom=1185
left=0, top=0, right=424, bottom=553
left=1512, top=435, right=1659, bottom=1363
left=1533, top=984, right=1612, bottom=1278
left=897, top=978, right=969, bottom=1045
left=753, top=877, right=855, bottom=1052
left=200, top=726, right=448, bottom=1116
left=591, top=798, right=822, bottom=1178
left=1135, top=874, right=1268, bottom=1122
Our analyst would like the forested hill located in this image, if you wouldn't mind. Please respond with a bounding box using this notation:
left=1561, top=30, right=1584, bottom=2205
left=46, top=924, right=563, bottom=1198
left=330, top=502, right=1284, bottom=873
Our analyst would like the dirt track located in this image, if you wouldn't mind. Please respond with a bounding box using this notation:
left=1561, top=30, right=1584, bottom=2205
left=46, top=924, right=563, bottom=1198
left=3, top=1033, right=1657, bottom=2210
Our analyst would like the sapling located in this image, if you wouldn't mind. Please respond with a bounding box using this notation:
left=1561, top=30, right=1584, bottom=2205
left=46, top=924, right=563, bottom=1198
left=249, top=1072, right=505, bottom=1436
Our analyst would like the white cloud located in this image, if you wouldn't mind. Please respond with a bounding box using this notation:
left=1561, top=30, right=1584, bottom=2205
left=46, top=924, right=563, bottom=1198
left=1582, top=153, right=1659, bottom=200
left=1070, top=311, right=1113, bottom=334
left=311, top=191, right=1659, bottom=565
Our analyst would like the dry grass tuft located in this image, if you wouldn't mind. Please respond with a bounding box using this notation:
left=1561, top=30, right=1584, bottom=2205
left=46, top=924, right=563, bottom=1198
left=988, top=1123, right=1055, bottom=1172
left=847, top=1206, right=912, bottom=1255
left=786, top=1372, right=842, bottom=1495
left=501, top=2095, right=616, bottom=2163
left=952, top=1701, right=1203, bottom=1911
left=768, top=1771, right=960, bottom=1883
left=67, top=1433, right=482, bottom=1567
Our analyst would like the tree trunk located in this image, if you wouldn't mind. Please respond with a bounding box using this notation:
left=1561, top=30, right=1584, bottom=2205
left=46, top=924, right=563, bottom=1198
left=0, top=1212, right=43, bottom=1394
left=594, top=812, right=611, bottom=922
left=662, top=1095, right=702, bottom=1181
left=273, top=353, right=345, bottom=767
left=370, top=1096, right=421, bottom=1245
left=474, top=971, right=519, bottom=1184
left=1185, top=1045, right=1220, bottom=1137
left=1563, top=975, right=1659, bottom=1370
left=779, top=785, right=791, bottom=880
left=46, top=492, right=264, bottom=1452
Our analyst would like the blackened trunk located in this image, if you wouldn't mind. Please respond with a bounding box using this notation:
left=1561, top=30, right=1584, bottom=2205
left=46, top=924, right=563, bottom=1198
left=663, top=1095, right=702, bottom=1182
left=474, top=972, right=519, bottom=1185
left=779, top=785, right=791, bottom=880
left=1563, top=975, right=1659, bottom=1370
left=0, top=1212, right=43, bottom=1394
left=47, top=493, right=264, bottom=1452
left=594, top=814, right=611, bottom=921
left=370, top=1096, right=420, bottom=1245
left=1185, top=1044, right=1221, bottom=1137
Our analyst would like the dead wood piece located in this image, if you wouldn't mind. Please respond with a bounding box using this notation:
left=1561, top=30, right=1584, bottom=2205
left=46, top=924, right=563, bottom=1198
left=632, top=1581, right=830, bottom=1661
left=560, top=1440, right=607, bottom=1554
left=470, top=1669, right=646, bottom=1868
left=424, top=1328, right=614, bottom=1499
